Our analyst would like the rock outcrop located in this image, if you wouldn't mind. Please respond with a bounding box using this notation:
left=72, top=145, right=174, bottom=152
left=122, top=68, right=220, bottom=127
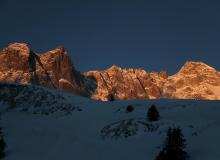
left=85, top=61, right=220, bottom=101
left=0, top=43, right=83, bottom=94
left=85, top=66, right=168, bottom=101
left=1, top=43, right=220, bottom=100
left=166, top=61, right=220, bottom=100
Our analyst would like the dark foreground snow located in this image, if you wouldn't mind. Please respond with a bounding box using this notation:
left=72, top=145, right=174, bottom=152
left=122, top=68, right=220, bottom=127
left=0, top=84, right=220, bottom=160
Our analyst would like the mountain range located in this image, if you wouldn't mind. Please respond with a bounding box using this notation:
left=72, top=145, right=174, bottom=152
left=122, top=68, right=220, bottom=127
left=1, top=43, right=220, bottom=160
left=1, top=42, right=220, bottom=100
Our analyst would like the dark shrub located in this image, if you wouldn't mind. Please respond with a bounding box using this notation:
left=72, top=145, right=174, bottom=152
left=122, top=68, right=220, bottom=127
left=147, top=104, right=160, bottom=122
left=126, top=105, right=134, bottom=112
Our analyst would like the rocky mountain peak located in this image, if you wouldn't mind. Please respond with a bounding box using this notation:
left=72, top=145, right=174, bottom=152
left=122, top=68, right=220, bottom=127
left=0, top=42, right=83, bottom=94
left=6, top=43, right=31, bottom=56
left=107, top=65, right=122, bottom=71
left=167, top=61, right=220, bottom=100
left=43, top=46, right=66, bottom=55
left=0, top=42, right=35, bottom=72
left=85, top=66, right=165, bottom=101
left=178, top=61, right=217, bottom=75
left=1, top=43, right=220, bottom=100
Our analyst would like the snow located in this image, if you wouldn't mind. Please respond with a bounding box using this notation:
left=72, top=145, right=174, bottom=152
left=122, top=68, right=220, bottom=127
left=1, top=85, right=220, bottom=160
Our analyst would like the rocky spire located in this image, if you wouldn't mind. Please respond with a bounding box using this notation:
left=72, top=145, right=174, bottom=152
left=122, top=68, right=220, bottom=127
left=0, top=42, right=83, bottom=93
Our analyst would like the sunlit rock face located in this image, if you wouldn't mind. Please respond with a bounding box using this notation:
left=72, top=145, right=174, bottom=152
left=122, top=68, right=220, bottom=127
left=1, top=43, right=220, bottom=100
left=166, top=61, right=220, bottom=100
left=0, top=43, right=32, bottom=84
left=85, top=62, right=220, bottom=101
left=84, top=65, right=168, bottom=101
left=0, top=43, right=83, bottom=94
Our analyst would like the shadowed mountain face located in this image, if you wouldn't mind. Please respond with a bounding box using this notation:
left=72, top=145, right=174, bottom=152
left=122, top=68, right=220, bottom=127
left=1, top=43, right=220, bottom=101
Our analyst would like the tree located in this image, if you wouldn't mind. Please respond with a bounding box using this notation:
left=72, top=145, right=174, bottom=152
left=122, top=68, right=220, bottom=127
left=155, top=127, right=189, bottom=160
left=108, top=93, right=115, bottom=101
left=0, top=128, right=6, bottom=159
left=0, top=138, right=5, bottom=159
left=8, top=97, right=16, bottom=109
left=126, top=105, right=134, bottom=112
left=147, top=104, right=160, bottom=122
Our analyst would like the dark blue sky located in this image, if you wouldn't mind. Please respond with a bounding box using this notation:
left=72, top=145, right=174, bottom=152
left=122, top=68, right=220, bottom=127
left=0, top=0, right=220, bottom=74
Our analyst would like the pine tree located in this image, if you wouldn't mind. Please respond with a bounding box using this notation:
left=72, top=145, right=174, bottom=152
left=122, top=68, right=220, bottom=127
left=155, top=127, right=188, bottom=160
left=0, top=127, right=6, bottom=159
left=9, top=97, right=16, bottom=109
left=0, top=137, right=5, bottom=159
left=126, top=105, right=134, bottom=112
left=147, top=104, right=160, bottom=122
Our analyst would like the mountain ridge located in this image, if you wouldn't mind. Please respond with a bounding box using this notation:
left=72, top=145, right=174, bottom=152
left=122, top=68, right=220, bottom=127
left=0, top=42, right=220, bottom=100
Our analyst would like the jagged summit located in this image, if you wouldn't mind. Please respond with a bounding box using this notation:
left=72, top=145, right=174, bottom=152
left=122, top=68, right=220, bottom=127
left=3, top=42, right=67, bottom=57
left=6, top=43, right=31, bottom=55
left=178, top=61, right=217, bottom=75
left=107, top=65, right=152, bottom=72
left=107, top=65, right=122, bottom=71
left=1, top=43, right=220, bottom=100
left=167, top=61, right=220, bottom=100
left=41, top=46, right=66, bottom=55
left=0, top=42, right=83, bottom=94
left=0, top=42, right=36, bottom=73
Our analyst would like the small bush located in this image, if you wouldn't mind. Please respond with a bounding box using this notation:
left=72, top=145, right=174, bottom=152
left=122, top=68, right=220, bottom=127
left=126, top=105, right=134, bottom=112
left=147, top=104, right=160, bottom=122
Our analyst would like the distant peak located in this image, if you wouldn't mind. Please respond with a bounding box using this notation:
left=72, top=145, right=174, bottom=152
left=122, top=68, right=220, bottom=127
left=107, top=65, right=121, bottom=70
left=53, top=46, right=66, bottom=53
left=43, top=46, right=66, bottom=55
left=184, top=61, right=209, bottom=66
left=6, top=42, right=31, bottom=55
left=178, top=61, right=216, bottom=74
left=8, top=42, right=29, bottom=48
left=183, top=61, right=214, bottom=69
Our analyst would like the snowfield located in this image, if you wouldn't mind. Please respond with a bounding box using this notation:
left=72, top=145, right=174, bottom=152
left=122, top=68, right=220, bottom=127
left=0, top=84, right=220, bottom=160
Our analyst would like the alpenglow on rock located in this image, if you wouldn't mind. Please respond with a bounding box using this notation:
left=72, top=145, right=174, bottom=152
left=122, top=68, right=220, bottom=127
left=166, top=61, right=220, bottom=100
left=1, top=42, right=220, bottom=100
left=0, top=43, right=84, bottom=94
left=84, top=66, right=167, bottom=101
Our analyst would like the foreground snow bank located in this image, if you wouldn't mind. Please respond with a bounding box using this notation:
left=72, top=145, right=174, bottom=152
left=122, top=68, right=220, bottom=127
left=0, top=84, right=220, bottom=160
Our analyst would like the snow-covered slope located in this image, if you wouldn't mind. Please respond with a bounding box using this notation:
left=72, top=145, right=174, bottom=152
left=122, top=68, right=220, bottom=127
left=0, top=83, right=85, bottom=116
left=0, top=83, right=220, bottom=160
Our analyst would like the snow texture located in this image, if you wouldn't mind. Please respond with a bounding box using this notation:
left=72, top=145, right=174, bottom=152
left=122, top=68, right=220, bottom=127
left=0, top=83, right=220, bottom=160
